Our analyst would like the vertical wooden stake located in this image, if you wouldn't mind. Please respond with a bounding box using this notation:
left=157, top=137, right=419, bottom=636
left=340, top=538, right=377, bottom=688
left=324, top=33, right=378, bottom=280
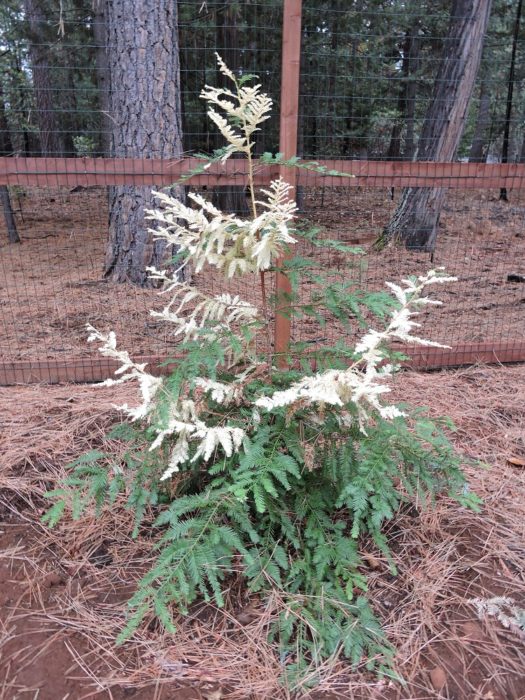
left=274, top=0, right=302, bottom=366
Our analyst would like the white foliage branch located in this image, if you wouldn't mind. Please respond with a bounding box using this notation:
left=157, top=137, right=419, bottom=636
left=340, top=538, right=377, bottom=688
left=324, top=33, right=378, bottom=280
left=146, top=266, right=260, bottom=363
left=146, top=178, right=296, bottom=278
left=86, top=324, right=247, bottom=482
left=255, top=269, right=456, bottom=432
left=86, top=324, right=163, bottom=422
left=200, top=52, right=273, bottom=164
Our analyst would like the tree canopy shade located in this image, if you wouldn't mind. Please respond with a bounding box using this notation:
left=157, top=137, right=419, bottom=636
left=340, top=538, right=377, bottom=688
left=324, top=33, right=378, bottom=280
left=380, top=0, right=493, bottom=251
left=24, top=0, right=66, bottom=156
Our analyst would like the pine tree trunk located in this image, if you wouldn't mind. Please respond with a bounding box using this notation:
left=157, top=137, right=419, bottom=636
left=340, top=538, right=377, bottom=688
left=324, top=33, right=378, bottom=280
left=381, top=0, right=492, bottom=251
left=520, top=108, right=525, bottom=163
left=402, top=27, right=419, bottom=161
left=0, top=187, right=19, bottom=244
left=61, top=51, right=77, bottom=156
left=103, top=0, right=185, bottom=287
left=24, top=0, right=65, bottom=156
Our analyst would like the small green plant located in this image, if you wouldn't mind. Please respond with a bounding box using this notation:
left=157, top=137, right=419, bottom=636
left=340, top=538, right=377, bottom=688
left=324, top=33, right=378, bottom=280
left=73, top=135, right=96, bottom=157
left=44, top=55, right=479, bottom=687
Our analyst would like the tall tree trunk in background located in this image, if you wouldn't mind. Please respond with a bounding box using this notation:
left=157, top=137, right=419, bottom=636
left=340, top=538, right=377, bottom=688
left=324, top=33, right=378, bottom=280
left=469, top=77, right=491, bottom=162
left=499, top=0, right=522, bottom=201
left=211, top=1, right=249, bottom=215
left=0, top=84, right=20, bottom=244
left=380, top=0, right=492, bottom=251
left=24, top=0, right=65, bottom=156
left=92, top=0, right=111, bottom=156
left=520, top=138, right=525, bottom=164
left=60, top=48, right=78, bottom=156
left=103, top=0, right=185, bottom=286
left=387, top=24, right=420, bottom=161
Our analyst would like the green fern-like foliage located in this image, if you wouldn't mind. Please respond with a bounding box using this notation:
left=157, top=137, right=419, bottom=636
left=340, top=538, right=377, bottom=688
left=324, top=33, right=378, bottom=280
left=45, top=370, right=478, bottom=683
left=44, top=56, right=480, bottom=688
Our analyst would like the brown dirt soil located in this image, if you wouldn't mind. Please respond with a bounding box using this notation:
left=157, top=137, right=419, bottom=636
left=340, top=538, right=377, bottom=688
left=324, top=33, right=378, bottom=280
left=0, top=186, right=524, bottom=366
left=1, top=364, right=525, bottom=699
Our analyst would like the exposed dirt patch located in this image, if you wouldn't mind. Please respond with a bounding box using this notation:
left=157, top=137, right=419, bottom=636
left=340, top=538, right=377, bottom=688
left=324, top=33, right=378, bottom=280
left=0, top=516, right=212, bottom=700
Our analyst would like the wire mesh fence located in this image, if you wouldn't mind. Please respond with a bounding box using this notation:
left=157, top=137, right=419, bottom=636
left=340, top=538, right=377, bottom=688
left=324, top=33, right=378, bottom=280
left=1, top=170, right=523, bottom=384
left=295, top=182, right=525, bottom=360
left=0, top=0, right=524, bottom=384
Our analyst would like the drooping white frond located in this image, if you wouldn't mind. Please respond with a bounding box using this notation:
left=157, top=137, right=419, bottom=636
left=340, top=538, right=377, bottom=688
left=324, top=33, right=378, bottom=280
left=86, top=325, right=163, bottom=422
left=206, top=108, right=248, bottom=152
left=145, top=272, right=259, bottom=364
left=250, top=222, right=296, bottom=270
left=255, top=269, right=455, bottom=433
left=191, top=425, right=245, bottom=463
left=161, top=433, right=191, bottom=480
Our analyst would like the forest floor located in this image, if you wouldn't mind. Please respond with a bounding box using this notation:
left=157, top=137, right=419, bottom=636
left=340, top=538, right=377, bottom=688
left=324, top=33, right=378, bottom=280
left=1, top=366, right=524, bottom=699
left=0, top=185, right=524, bottom=698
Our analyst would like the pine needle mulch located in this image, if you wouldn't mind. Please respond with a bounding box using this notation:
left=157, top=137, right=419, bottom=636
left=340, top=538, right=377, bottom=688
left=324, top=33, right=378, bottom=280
left=0, top=363, right=524, bottom=699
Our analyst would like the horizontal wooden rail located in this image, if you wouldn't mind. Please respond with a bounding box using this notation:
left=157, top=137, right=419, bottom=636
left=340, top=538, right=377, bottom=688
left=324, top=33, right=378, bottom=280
left=1, top=157, right=525, bottom=189
left=298, top=159, right=525, bottom=189
left=0, top=156, right=277, bottom=188
left=0, top=355, right=181, bottom=386
left=1, top=341, right=523, bottom=385
left=393, top=340, right=525, bottom=370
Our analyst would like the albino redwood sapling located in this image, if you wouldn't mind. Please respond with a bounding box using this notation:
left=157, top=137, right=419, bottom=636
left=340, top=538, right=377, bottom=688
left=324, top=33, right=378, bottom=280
left=45, top=54, right=480, bottom=686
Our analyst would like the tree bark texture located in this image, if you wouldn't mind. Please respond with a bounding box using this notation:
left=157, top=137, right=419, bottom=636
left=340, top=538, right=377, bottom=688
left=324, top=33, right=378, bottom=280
left=103, top=0, right=185, bottom=286
left=520, top=105, right=525, bottom=163
left=0, top=187, right=19, bottom=244
left=382, top=0, right=492, bottom=251
left=24, top=0, right=65, bottom=156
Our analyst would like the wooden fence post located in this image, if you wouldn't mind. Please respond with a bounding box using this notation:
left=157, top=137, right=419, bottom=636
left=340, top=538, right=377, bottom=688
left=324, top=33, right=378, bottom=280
left=274, top=0, right=302, bottom=366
